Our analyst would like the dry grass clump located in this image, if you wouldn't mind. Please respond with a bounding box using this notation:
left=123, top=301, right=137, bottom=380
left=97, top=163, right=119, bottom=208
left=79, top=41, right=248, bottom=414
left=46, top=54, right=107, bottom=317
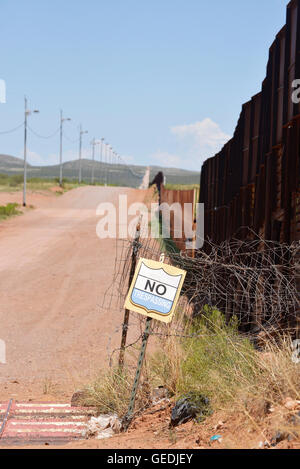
left=150, top=308, right=300, bottom=419
left=82, top=368, right=132, bottom=416
left=82, top=366, right=152, bottom=418
left=84, top=308, right=299, bottom=432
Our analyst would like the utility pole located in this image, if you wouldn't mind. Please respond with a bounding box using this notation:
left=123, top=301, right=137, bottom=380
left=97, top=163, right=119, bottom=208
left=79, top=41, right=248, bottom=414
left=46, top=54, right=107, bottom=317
left=105, top=143, right=109, bottom=186
left=91, top=138, right=96, bottom=184
left=113, top=151, right=117, bottom=185
left=91, top=139, right=101, bottom=184
left=107, top=143, right=111, bottom=186
left=78, top=125, right=88, bottom=184
left=108, top=145, right=113, bottom=185
left=23, top=97, right=39, bottom=207
left=100, top=137, right=104, bottom=184
left=59, top=110, right=71, bottom=187
left=23, top=98, right=28, bottom=207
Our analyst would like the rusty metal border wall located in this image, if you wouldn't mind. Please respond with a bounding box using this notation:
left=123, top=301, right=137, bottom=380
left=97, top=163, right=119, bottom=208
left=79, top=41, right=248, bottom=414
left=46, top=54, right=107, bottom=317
left=200, top=0, right=300, bottom=246
left=160, top=185, right=198, bottom=253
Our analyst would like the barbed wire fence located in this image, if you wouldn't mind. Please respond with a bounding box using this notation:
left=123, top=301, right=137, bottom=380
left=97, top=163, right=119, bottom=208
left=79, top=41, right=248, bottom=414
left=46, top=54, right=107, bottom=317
left=102, top=231, right=300, bottom=368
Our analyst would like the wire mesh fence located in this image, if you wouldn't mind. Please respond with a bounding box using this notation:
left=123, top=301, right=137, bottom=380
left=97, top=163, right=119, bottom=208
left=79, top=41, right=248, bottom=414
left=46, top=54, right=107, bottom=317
left=102, top=232, right=300, bottom=365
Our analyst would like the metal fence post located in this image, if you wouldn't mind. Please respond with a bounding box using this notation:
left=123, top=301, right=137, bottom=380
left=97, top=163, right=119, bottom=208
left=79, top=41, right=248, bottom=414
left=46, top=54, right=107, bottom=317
left=122, top=316, right=152, bottom=431
left=121, top=253, right=165, bottom=431
left=118, top=219, right=142, bottom=369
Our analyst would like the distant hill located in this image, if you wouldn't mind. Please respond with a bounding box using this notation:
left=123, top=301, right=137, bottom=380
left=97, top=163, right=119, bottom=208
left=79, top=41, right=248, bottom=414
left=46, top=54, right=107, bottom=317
left=0, top=154, right=30, bottom=171
left=0, top=154, right=200, bottom=188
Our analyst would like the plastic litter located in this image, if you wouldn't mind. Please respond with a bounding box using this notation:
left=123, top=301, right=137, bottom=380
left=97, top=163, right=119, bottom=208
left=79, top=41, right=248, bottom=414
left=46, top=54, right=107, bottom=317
left=271, top=431, right=292, bottom=447
left=170, top=393, right=212, bottom=427
left=82, top=414, right=122, bottom=440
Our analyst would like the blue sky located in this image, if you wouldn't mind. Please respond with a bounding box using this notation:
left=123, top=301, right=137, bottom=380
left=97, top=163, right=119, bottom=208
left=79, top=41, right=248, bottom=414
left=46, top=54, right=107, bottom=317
left=0, top=0, right=288, bottom=170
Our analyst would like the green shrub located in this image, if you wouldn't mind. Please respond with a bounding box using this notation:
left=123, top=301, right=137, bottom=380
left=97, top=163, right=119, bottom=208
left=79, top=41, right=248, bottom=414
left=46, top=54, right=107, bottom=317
left=9, top=175, right=23, bottom=187
left=180, top=308, right=256, bottom=403
left=150, top=308, right=256, bottom=407
left=0, top=203, right=21, bottom=220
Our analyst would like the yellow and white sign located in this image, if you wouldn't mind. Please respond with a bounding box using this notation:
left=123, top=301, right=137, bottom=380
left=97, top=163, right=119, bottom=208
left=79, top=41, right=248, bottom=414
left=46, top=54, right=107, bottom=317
left=124, top=258, right=186, bottom=323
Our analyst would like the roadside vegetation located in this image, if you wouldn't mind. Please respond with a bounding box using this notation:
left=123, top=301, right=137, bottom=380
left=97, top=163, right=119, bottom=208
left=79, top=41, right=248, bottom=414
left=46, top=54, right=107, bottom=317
left=0, top=173, right=124, bottom=193
left=150, top=309, right=300, bottom=411
left=164, top=183, right=200, bottom=191
left=82, top=368, right=134, bottom=417
left=0, top=202, right=22, bottom=220
left=83, top=308, right=300, bottom=439
left=0, top=173, right=94, bottom=193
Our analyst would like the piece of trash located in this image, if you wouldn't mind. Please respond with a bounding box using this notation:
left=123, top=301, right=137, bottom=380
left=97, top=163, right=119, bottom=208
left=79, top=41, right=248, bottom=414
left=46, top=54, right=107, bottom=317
left=291, top=411, right=300, bottom=425
left=258, top=440, right=270, bottom=449
left=152, top=386, right=170, bottom=405
left=210, top=434, right=222, bottom=442
left=214, top=420, right=225, bottom=431
left=283, top=397, right=300, bottom=411
left=271, top=431, right=291, bottom=447
left=170, top=392, right=212, bottom=427
left=82, top=414, right=122, bottom=440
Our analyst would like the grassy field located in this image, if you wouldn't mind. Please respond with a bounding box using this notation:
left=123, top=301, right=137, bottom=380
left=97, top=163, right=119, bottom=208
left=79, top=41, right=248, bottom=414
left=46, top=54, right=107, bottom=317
left=0, top=173, right=97, bottom=193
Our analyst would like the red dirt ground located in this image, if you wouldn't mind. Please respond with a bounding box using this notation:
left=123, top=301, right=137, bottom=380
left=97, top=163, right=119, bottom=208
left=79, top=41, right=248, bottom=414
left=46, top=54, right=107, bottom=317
left=1, top=187, right=299, bottom=450
left=0, top=186, right=148, bottom=402
left=1, top=401, right=299, bottom=450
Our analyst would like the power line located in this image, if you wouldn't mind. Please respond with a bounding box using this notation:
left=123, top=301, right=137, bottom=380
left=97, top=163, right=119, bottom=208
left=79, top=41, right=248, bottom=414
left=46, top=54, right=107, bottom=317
left=0, top=122, right=24, bottom=134
left=27, top=124, right=60, bottom=139
left=0, top=110, right=143, bottom=187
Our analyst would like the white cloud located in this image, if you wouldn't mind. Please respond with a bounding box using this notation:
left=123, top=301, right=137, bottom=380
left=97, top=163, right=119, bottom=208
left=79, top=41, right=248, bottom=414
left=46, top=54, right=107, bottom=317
left=0, top=79, right=6, bottom=104
left=148, top=118, right=231, bottom=171
left=169, top=118, right=231, bottom=170
left=171, top=118, right=231, bottom=158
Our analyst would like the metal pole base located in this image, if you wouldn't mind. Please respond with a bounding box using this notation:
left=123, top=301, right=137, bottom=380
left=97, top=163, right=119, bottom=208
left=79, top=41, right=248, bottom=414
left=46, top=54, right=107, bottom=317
left=122, top=317, right=152, bottom=431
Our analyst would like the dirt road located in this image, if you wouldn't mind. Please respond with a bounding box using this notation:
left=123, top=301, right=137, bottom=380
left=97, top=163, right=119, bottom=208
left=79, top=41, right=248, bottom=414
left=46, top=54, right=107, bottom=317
left=0, top=186, right=147, bottom=401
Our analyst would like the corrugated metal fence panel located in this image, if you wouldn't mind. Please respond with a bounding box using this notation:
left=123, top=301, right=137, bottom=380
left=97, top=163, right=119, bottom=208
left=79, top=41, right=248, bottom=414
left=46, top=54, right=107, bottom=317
left=242, top=101, right=252, bottom=186
left=248, top=93, right=261, bottom=184
left=200, top=0, right=300, bottom=245
left=160, top=186, right=196, bottom=252
left=287, top=0, right=299, bottom=122
left=276, top=27, right=286, bottom=144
